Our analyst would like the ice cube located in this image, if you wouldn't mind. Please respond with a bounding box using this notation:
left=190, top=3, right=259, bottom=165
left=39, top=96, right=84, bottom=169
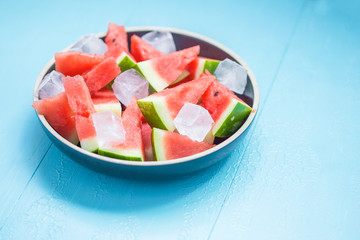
left=112, top=69, right=149, bottom=106
left=38, top=70, right=65, bottom=99
left=93, top=111, right=126, bottom=148
left=174, top=103, right=214, bottom=142
left=214, top=58, right=248, bottom=94
left=69, top=34, right=108, bottom=55
left=141, top=31, right=176, bottom=54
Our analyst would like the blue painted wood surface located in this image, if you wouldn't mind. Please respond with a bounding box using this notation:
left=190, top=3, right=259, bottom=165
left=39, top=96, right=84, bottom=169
left=0, top=0, right=359, bottom=239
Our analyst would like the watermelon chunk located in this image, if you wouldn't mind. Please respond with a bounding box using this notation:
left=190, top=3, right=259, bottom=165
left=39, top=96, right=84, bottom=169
left=98, top=97, right=145, bottom=161
left=91, top=89, right=121, bottom=117
left=137, top=75, right=212, bottom=132
left=32, top=92, right=78, bottom=144
left=152, top=128, right=214, bottom=161
left=63, top=75, right=98, bottom=152
left=130, top=34, right=164, bottom=62
left=104, top=23, right=131, bottom=61
left=141, top=122, right=154, bottom=161
left=202, top=75, right=252, bottom=137
left=136, top=45, right=200, bottom=92
left=83, top=57, right=121, bottom=94
left=184, top=57, right=220, bottom=83
left=62, top=75, right=95, bottom=117
left=55, top=52, right=105, bottom=76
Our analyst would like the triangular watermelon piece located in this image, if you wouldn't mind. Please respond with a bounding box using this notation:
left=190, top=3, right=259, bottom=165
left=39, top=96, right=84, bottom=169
left=98, top=97, right=145, bottom=161
left=63, top=75, right=98, bottom=152
left=130, top=34, right=164, bottom=62
left=83, top=57, right=121, bottom=94
left=55, top=52, right=105, bottom=76
left=136, top=45, right=200, bottom=92
left=201, top=74, right=252, bottom=137
left=32, top=92, right=78, bottom=144
left=152, top=128, right=214, bottom=161
left=104, top=23, right=133, bottom=62
left=137, top=75, right=212, bottom=131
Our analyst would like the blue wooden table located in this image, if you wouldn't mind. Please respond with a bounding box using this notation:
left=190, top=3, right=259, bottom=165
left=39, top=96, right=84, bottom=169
left=1, top=0, right=359, bottom=239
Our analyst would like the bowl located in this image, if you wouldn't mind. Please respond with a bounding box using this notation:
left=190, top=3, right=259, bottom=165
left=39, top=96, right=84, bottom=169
left=33, top=26, right=259, bottom=179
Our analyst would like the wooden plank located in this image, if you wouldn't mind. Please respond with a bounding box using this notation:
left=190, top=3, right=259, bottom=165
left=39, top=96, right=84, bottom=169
left=0, top=0, right=305, bottom=238
left=209, top=0, right=360, bottom=239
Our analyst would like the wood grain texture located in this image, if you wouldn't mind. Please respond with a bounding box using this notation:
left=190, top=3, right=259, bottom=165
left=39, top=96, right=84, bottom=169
left=210, top=0, right=360, bottom=239
left=2, top=0, right=358, bottom=239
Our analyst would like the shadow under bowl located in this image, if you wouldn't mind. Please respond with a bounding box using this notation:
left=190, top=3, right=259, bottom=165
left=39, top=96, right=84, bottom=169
left=33, top=26, right=260, bottom=179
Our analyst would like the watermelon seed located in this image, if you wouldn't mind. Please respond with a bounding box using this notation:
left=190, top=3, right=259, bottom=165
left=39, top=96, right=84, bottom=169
left=214, top=91, right=219, bottom=97
left=112, top=38, right=116, bottom=42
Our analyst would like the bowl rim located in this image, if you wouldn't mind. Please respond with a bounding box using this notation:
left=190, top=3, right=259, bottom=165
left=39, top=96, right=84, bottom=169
left=33, top=26, right=259, bottom=167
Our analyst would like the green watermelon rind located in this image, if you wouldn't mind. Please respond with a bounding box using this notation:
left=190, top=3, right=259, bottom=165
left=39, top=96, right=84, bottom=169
left=193, top=58, right=220, bottom=80
left=105, top=52, right=137, bottom=89
left=212, top=98, right=252, bottom=138
left=152, top=128, right=166, bottom=161
left=98, top=148, right=144, bottom=161
left=80, top=137, right=99, bottom=153
left=117, top=52, right=137, bottom=72
left=136, top=60, right=169, bottom=92
left=203, top=59, right=220, bottom=75
left=137, top=96, right=175, bottom=131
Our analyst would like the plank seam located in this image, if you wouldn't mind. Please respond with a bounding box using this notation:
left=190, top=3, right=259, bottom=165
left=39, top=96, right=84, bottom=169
left=0, top=143, right=53, bottom=232
left=206, top=1, right=308, bottom=239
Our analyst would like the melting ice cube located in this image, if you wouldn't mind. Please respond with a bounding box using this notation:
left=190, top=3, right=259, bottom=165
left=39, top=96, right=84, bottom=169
left=141, top=31, right=176, bottom=54
left=93, top=111, right=126, bottom=148
left=112, top=69, right=149, bottom=106
left=174, top=103, right=214, bottom=142
left=69, top=34, right=108, bottom=55
left=214, top=58, right=248, bottom=94
left=38, top=70, right=65, bottom=99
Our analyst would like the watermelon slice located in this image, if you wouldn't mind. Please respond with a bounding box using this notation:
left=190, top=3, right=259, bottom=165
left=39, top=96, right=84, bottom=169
left=63, top=75, right=98, bottom=152
left=186, top=57, right=220, bottom=82
left=130, top=34, right=164, bottom=62
left=83, top=57, right=121, bottom=94
left=137, top=75, right=212, bottom=132
left=202, top=75, right=252, bottom=137
left=104, top=23, right=131, bottom=61
left=98, top=97, right=144, bottom=161
left=141, top=122, right=154, bottom=161
left=91, top=89, right=121, bottom=117
left=152, top=128, right=214, bottom=161
left=55, top=52, right=105, bottom=76
left=32, top=92, right=78, bottom=144
left=136, top=45, right=200, bottom=92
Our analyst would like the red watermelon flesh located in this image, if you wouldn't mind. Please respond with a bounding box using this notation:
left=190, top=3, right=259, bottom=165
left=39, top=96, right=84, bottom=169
left=55, top=52, right=104, bottom=76
left=104, top=23, right=130, bottom=59
left=83, top=57, right=121, bottom=94
left=75, top=114, right=97, bottom=141
left=62, top=75, right=95, bottom=117
left=130, top=34, right=164, bottom=62
left=91, top=88, right=119, bottom=105
left=113, top=97, right=144, bottom=153
left=141, top=122, right=154, bottom=161
left=156, top=75, right=213, bottom=119
left=201, top=74, right=244, bottom=122
left=32, top=92, right=78, bottom=144
left=152, top=45, right=200, bottom=85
